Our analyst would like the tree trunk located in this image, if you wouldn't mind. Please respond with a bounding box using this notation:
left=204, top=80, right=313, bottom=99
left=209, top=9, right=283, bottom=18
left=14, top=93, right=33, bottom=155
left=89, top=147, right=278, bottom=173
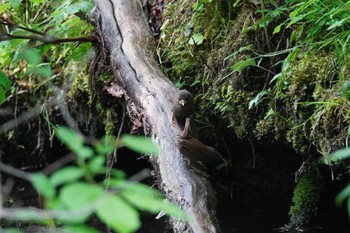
left=92, top=1, right=221, bottom=232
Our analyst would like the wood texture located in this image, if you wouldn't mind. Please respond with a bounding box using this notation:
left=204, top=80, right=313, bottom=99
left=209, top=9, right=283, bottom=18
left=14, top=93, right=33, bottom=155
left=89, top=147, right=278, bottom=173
left=93, top=1, right=221, bottom=232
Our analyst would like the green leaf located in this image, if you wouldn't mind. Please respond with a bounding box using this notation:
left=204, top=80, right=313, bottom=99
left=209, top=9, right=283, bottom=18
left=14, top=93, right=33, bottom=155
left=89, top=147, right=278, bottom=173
left=58, top=182, right=102, bottom=223
left=23, top=48, right=42, bottom=65
left=110, top=169, right=127, bottom=180
left=120, top=135, right=159, bottom=155
left=248, top=90, right=268, bottom=110
left=0, top=3, right=11, bottom=14
left=29, top=0, right=46, bottom=5
left=335, top=184, right=350, bottom=206
left=273, top=24, right=283, bottom=34
left=9, top=0, right=22, bottom=9
left=95, top=136, right=115, bottom=155
left=120, top=182, right=187, bottom=220
left=50, top=166, right=84, bottom=187
left=189, top=33, right=204, bottom=45
left=231, top=58, right=256, bottom=72
left=96, top=194, right=140, bottom=233
left=56, top=126, right=84, bottom=146
left=66, top=43, right=93, bottom=61
left=26, top=65, right=53, bottom=78
left=0, top=71, right=11, bottom=89
left=31, top=173, right=55, bottom=199
left=65, top=2, right=94, bottom=14
left=55, top=127, right=93, bottom=159
left=327, top=147, right=350, bottom=162
left=88, top=156, right=106, bottom=174
left=60, top=182, right=104, bottom=210
left=0, top=87, right=5, bottom=104
left=63, top=225, right=101, bottom=233
left=327, top=17, right=349, bottom=30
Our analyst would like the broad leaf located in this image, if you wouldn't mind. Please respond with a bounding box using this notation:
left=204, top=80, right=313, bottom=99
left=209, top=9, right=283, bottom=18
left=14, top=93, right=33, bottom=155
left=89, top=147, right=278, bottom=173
left=23, top=48, right=42, bottom=65
left=189, top=33, right=204, bottom=45
left=120, top=182, right=187, bottom=220
left=31, top=173, right=55, bottom=199
left=0, top=87, right=5, bottom=104
left=50, top=166, right=84, bottom=187
left=120, top=135, right=159, bottom=155
left=60, top=182, right=104, bottom=210
left=55, top=127, right=93, bottom=159
left=26, top=65, right=53, bottom=78
left=96, top=194, right=140, bottom=233
left=63, top=225, right=101, bottom=233
left=231, top=58, right=256, bottom=72
left=0, top=71, right=11, bottom=89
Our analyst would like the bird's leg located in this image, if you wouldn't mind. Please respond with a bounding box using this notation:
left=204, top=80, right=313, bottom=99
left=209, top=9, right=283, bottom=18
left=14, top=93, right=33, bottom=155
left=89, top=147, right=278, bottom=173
left=180, top=117, right=191, bottom=138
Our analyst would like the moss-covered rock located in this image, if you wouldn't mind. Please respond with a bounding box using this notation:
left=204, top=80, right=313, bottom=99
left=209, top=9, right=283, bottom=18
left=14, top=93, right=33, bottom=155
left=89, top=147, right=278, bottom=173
left=282, top=168, right=323, bottom=231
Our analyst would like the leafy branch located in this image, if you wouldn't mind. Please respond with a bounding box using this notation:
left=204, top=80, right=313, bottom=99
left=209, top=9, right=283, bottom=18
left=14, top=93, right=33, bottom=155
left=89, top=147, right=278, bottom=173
left=0, top=19, right=96, bottom=46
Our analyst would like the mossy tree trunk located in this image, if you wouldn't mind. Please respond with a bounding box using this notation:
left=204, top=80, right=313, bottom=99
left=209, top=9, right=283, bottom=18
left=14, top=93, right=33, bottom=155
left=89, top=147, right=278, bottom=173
left=93, top=1, right=221, bottom=232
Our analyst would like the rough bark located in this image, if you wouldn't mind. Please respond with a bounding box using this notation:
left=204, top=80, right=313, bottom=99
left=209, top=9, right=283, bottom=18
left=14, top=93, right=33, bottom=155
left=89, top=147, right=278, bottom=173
left=93, top=1, right=221, bottom=232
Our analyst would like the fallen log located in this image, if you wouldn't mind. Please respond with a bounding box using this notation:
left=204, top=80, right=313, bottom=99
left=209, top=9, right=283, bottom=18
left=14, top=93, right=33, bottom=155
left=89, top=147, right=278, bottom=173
left=92, top=1, right=221, bottom=232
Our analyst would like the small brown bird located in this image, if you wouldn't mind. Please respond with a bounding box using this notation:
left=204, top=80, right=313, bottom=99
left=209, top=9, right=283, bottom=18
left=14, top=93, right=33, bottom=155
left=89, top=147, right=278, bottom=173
left=177, top=136, right=223, bottom=163
left=172, top=90, right=194, bottom=128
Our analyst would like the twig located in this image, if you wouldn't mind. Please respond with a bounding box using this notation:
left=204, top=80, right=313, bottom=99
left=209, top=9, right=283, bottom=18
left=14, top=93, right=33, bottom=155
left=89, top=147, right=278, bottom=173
left=0, top=162, right=32, bottom=181
left=41, top=153, right=76, bottom=175
left=105, top=103, right=126, bottom=189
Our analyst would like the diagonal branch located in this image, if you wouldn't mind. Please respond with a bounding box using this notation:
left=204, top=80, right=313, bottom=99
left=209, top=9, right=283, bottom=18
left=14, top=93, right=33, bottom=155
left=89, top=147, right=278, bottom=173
left=93, top=0, right=221, bottom=232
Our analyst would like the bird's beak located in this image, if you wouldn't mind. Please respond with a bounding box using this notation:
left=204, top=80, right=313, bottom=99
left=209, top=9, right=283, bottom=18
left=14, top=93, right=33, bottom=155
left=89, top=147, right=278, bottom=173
left=179, top=100, right=187, bottom=106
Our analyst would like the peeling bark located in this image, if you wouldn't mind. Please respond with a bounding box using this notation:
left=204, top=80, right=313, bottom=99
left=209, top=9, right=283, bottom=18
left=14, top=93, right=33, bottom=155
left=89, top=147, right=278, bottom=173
left=93, top=1, right=221, bottom=232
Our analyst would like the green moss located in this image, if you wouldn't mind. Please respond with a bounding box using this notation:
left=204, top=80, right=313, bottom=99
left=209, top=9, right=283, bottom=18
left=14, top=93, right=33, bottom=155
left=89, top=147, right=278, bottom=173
left=282, top=168, right=323, bottom=231
left=66, top=61, right=91, bottom=101
left=161, top=1, right=350, bottom=154
left=104, top=109, right=115, bottom=137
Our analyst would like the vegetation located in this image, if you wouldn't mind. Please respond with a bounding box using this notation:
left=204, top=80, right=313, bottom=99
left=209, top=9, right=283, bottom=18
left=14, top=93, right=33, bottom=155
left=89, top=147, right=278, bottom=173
left=1, top=0, right=349, bottom=232
left=282, top=168, right=323, bottom=231
left=159, top=0, right=350, bottom=230
left=0, top=0, right=185, bottom=232
left=1, top=127, right=184, bottom=233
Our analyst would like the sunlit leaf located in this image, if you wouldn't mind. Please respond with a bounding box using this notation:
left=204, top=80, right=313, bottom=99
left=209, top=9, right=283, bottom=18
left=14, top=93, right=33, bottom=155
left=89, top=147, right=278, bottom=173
left=189, top=33, right=204, bottom=45
left=55, top=127, right=93, bottom=159
left=9, top=0, right=22, bottom=9
left=31, top=173, right=55, bottom=199
left=29, top=0, right=47, bottom=5
left=119, top=182, right=187, bottom=220
left=63, top=225, right=101, bottom=233
left=248, top=90, right=268, bottom=109
left=0, top=71, right=11, bottom=89
left=96, top=194, right=140, bottom=233
left=231, top=58, right=256, bottom=72
left=87, top=156, right=105, bottom=174
left=66, top=43, right=93, bottom=61
left=0, top=3, right=11, bottom=14
left=65, top=2, right=94, bottom=14
left=59, top=183, right=102, bottom=223
left=273, top=24, right=283, bottom=34
left=23, top=48, right=42, bottom=65
left=26, top=65, right=53, bottom=78
left=327, top=17, right=349, bottom=30
left=60, top=182, right=104, bottom=209
left=120, top=135, right=159, bottom=155
left=50, top=166, right=84, bottom=187
left=326, top=147, right=350, bottom=162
